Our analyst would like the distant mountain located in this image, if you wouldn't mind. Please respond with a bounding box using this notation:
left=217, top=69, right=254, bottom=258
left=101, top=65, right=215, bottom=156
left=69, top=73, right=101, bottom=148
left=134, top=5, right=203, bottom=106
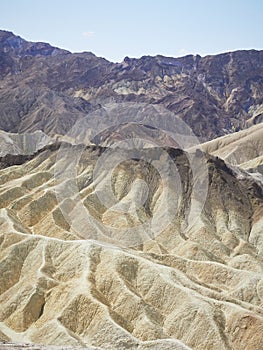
left=0, top=30, right=263, bottom=140
left=1, top=30, right=263, bottom=350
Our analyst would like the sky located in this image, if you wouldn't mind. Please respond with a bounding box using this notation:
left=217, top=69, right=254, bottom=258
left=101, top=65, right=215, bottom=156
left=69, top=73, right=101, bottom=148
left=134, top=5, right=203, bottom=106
left=0, top=0, right=263, bottom=62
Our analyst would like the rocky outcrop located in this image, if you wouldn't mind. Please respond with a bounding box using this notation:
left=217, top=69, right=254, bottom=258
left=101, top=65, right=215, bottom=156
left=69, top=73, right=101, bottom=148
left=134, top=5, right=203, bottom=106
left=0, top=130, right=53, bottom=157
left=190, top=122, right=263, bottom=180
left=1, top=30, right=263, bottom=350
left=0, top=30, right=263, bottom=140
left=0, top=144, right=262, bottom=350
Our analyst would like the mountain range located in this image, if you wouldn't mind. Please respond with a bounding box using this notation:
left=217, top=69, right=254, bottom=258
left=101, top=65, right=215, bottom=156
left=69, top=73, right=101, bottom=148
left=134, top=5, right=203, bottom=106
left=0, top=31, right=263, bottom=350
left=0, top=30, right=263, bottom=140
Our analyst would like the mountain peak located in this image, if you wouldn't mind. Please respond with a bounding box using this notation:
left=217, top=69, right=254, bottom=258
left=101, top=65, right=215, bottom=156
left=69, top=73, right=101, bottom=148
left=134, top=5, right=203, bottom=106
left=0, top=30, right=69, bottom=57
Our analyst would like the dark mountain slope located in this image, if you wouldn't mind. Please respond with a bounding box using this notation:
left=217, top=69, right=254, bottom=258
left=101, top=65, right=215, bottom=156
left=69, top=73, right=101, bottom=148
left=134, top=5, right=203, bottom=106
left=0, top=30, right=263, bottom=140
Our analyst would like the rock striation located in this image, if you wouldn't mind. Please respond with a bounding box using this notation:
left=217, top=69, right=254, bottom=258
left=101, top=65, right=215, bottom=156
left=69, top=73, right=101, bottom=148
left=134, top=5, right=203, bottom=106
left=0, top=30, right=263, bottom=140
left=0, top=30, right=263, bottom=350
left=0, top=143, right=262, bottom=350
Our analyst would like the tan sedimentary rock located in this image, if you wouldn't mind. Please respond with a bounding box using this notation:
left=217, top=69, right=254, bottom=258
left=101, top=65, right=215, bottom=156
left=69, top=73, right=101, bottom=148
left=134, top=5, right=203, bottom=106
left=0, top=143, right=262, bottom=350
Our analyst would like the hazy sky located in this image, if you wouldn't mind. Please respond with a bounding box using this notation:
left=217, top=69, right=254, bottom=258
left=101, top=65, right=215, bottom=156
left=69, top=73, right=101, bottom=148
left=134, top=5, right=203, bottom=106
left=1, top=0, right=263, bottom=62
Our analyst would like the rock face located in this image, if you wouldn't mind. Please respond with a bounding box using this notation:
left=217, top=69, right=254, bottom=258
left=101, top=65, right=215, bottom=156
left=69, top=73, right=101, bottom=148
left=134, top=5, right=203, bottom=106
left=0, top=143, right=262, bottom=350
left=0, top=30, right=263, bottom=140
left=191, top=123, right=263, bottom=177
left=0, top=30, right=263, bottom=350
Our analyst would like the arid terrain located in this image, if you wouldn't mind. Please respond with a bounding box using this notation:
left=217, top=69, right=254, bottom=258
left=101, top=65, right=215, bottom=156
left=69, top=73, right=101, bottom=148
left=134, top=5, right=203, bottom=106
left=0, top=31, right=262, bottom=350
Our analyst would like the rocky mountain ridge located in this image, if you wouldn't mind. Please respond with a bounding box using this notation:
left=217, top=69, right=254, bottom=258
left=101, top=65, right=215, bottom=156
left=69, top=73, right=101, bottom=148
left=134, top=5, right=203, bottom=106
left=0, top=30, right=263, bottom=140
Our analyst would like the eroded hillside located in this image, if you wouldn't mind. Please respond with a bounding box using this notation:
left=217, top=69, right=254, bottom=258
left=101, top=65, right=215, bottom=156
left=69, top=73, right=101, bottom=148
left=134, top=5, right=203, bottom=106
left=0, top=143, right=262, bottom=350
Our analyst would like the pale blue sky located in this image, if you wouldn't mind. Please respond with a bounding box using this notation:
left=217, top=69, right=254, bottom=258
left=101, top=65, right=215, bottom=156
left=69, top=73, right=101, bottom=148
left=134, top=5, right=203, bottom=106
left=1, top=0, right=262, bottom=62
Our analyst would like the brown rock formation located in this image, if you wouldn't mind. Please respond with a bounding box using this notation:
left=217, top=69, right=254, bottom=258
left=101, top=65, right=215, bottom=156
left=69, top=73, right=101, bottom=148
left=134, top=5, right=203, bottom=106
left=1, top=30, right=263, bottom=350
left=0, top=30, right=263, bottom=140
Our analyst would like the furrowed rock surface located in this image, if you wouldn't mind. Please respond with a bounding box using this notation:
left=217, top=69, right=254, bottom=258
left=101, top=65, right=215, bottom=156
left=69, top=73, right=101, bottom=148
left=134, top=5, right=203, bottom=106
left=0, top=30, right=263, bottom=140
left=194, top=123, right=263, bottom=167
left=1, top=29, right=263, bottom=350
left=0, top=130, right=53, bottom=157
left=189, top=123, right=263, bottom=182
left=0, top=144, right=262, bottom=350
